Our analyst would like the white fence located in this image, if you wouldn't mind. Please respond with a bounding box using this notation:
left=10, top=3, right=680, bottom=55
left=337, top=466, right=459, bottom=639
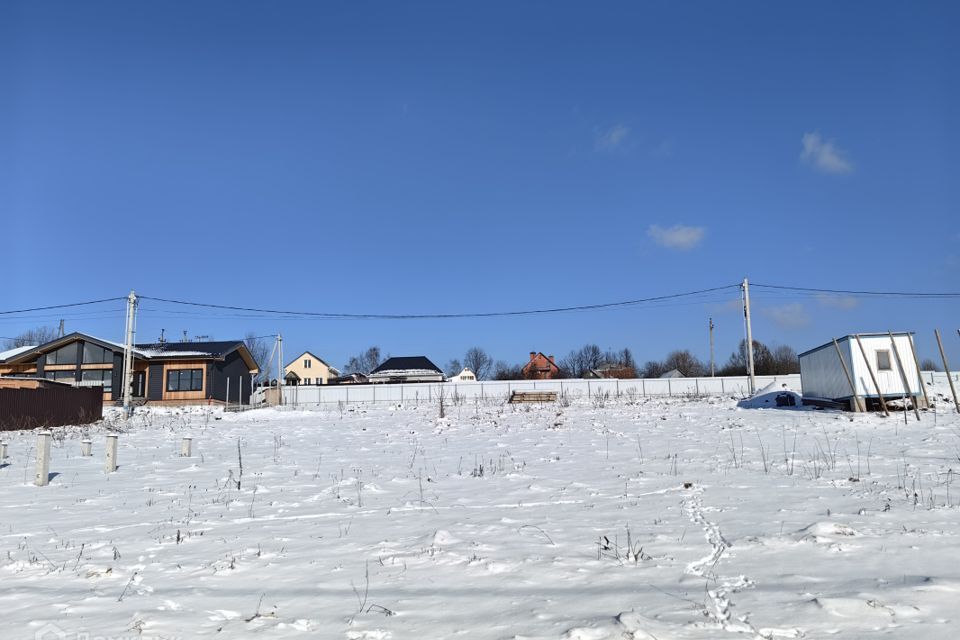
left=252, top=374, right=804, bottom=409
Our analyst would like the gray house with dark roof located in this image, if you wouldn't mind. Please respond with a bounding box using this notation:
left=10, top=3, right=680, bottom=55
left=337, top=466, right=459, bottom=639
left=0, top=332, right=259, bottom=405
left=368, top=356, right=445, bottom=384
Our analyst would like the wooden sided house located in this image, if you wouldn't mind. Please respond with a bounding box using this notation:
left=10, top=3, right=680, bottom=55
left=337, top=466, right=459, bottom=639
left=521, top=352, right=561, bottom=380
left=284, top=351, right=340, bottom=386
left=0, top=332, right=259, bottom=405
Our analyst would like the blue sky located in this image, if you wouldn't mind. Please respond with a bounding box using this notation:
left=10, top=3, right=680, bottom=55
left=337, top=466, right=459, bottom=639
left=2, top=1, right=958, bottom=369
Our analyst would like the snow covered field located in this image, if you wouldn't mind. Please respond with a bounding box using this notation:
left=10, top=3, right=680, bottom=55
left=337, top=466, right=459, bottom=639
left=2, top=391, right=959, bottom=639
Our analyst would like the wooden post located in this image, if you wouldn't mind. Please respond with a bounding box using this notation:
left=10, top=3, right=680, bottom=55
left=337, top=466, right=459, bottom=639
left=854, top=334, right=889, bottom=416
left=105, top=434, right=118, bottom=473
left=239, top=375, right=243, bottom=408
left=80, top=440, right=92, bottom=457
left=833, top=338, right=862, bottom=411
left=181, top=436, right=193, bottom=457
left=35, top=431, right=51, bottom=486
left=226, top=377, right=230, bottom=408
left=935, top=329, right=960, bottom=413
left=906, top=333, right=930, bottom=409
left=888, top=332, right=920, bottom=421
left=0, top=441, right=7, bottom=461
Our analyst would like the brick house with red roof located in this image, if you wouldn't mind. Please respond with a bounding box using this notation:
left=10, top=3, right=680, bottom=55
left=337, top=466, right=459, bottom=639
left=521, top=352, right=562, bottom=380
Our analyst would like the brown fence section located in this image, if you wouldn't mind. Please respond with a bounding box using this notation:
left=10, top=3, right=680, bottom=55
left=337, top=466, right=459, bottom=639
left=0, top=386, right=104, bottom=430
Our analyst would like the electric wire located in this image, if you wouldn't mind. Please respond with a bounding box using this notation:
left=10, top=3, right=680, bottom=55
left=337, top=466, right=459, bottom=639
left=138, top=285, right=742, bottom=319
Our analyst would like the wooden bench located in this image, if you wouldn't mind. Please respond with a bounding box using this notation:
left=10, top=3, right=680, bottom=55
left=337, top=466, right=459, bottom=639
left=509, top=390, right=558, bottom=404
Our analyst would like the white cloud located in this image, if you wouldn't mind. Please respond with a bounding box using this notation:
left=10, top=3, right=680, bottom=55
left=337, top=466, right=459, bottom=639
left=800, top=132, right=853, bottom=174
left=816, top=294, right=859, bottom=310
left=595, top=124, right=630, bottom=151
left=647, top=224, right=706, bottom=251
left=763, top=303, right=810, bottom=329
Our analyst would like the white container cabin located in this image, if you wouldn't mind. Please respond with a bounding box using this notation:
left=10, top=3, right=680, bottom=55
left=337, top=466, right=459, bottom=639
left=799, top=332, right=925, bottom=411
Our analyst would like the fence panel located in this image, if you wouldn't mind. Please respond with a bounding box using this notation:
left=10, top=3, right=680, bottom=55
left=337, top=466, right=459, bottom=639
left=0, top=386, right=103, bottom=430
left=251, top=373, right=805, bottom=408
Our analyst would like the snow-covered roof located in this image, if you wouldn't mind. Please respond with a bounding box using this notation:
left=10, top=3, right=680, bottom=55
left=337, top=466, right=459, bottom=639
left=369, top=369, right=445, bottom=378
left=0, top=345, right=36, bottom=362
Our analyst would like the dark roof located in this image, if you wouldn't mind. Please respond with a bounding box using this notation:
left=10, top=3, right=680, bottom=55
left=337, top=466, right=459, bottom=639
left=371, top=356, right=442, bottom=374
left=135, top=341, right=244, bottom=358
left=2, top=332, right=141, bottom=364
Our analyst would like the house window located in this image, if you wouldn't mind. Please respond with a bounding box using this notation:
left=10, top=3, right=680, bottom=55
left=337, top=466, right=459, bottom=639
left=304, top=359, right=312, bottom=369
left=82, top=343, right=113, bottom=364
left=166, top=368, right=203, bottom=392
left=876, top=350, right=892, bottom=371
left=47, top=343, right=78, bottom=365
left=45, top=370, right=76, bottom=383
left=81, top=369, right=113, bottom=392
left=304, top=378, right=311, bottom=385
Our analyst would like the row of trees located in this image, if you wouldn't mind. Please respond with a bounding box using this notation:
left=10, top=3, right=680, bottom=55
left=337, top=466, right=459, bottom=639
left=639, top=340, right=801, bottom=378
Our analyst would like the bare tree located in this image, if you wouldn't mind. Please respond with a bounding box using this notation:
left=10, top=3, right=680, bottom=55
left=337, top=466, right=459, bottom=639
left=344, top=346, right=383, bottom=374
left=640, top=360, right=666, bottom=378
left=722, top=339, right=774, bottom=375
left=560, top=344, right=604, bottom=378
left=662, top=350, right=706, bottom=377
left=920, top=358, right=941, bottom=372
left=445, top=358, right=463, bottom=377
left=244, top=333, right=272, bottom=380
left=771, top=344, right=800, bottom=374
left=493, top=360, right=524, bottom=380
left=463, top=347, right=493, bottom=381
left=3, top=326, right=59, bottom=349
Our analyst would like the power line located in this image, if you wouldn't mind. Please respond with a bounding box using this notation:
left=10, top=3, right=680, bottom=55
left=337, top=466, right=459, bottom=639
left=0, top=297, right=126, bottom=316
left=139, top=285, right=742, bottom=320
left=751, top=283, right=960, bottom=299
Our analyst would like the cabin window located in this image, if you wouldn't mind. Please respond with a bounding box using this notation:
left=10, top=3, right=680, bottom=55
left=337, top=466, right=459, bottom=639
left=304, top=359, right=312, bottom=368
left=876, top=350, right=892, bottom=371
left=47, top=343, right=79, bottom=365
left=166, top=368, right=203, bottom=392
left=82, top=343, right=112, bottom=364
left=81, top=369, right=113, bottom=392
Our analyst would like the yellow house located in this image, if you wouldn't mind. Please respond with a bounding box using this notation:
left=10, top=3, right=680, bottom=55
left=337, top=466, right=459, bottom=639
left=284, top=351, right=340, bottom=386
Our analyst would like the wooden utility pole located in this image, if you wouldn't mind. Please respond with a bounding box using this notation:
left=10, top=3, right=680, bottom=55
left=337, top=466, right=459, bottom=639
left=57, top=319, right=64, bottom=338
left=833, top=338, right=862, bottom=411
left=906, top=333, right=929, bottom=409
left=742, top=278, right=756, bottom=394
left=935, top=329, right=960, bottom=413
left=709, top=317, right=716, bottom=377
left=854, top=334, right=889, bottom=416
left=888, top=332, right=920, bottom=421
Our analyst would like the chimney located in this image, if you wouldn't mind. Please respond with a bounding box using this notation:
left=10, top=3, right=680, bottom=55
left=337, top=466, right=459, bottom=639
left=529, top=352, right=536, bottom=362
left=548, top=355, right=555, bottom=364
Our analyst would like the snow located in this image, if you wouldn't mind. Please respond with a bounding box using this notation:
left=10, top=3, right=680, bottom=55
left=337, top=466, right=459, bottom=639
left=736, top=381, right=803, bottom=409
left=0, top=344, right=36, bottom=361
left=1, top=389, right=960, bottom=639
left=134, top=349, right=212, bottom=358
left=369, top=369, right=444, bottom=377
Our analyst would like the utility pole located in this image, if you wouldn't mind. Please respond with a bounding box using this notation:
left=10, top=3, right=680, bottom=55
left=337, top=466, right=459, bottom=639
left=57, top=319, right=65, bottom=338
left=276, top=332, right=284, bottom=406
left=742, top=278, right=756, bottom=394
left=122, top=290, right=138, bottom=416
left=709, top=317, right=715, bottom=377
